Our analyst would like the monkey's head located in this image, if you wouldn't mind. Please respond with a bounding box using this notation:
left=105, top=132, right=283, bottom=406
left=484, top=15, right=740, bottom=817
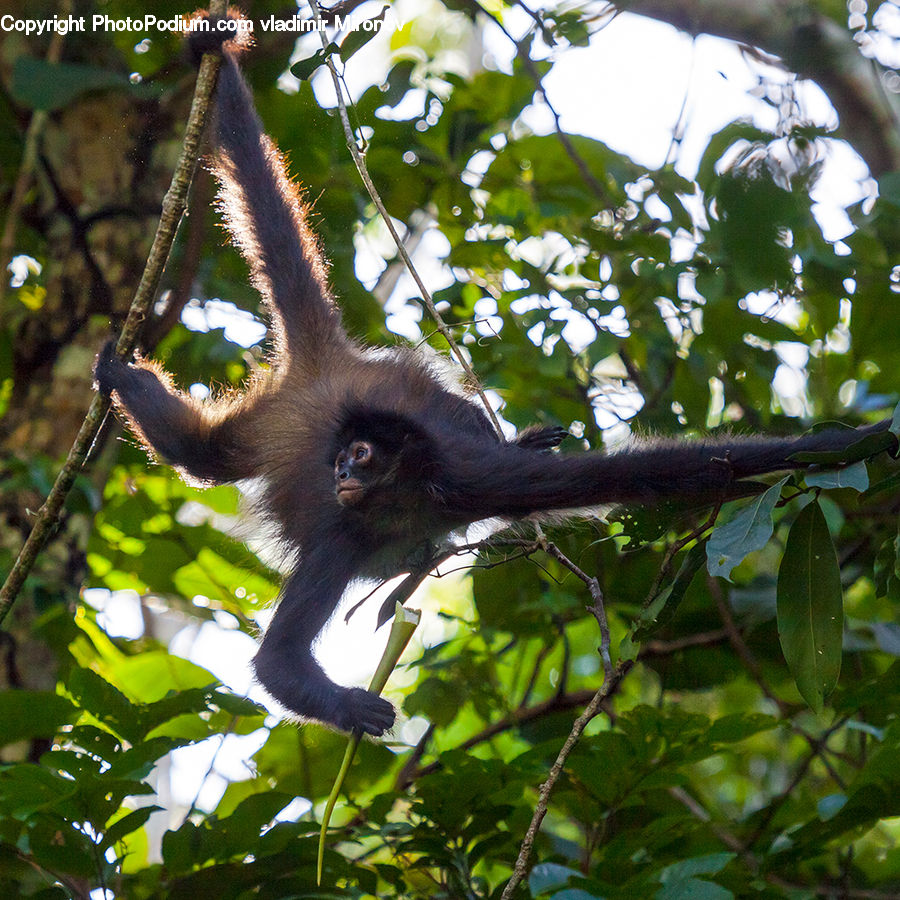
left=332, top=409, right=434, bottom=508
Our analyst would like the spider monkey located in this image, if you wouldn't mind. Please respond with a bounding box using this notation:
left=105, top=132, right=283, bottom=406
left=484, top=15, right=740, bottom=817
left=94, top=18, right=897, bottom=736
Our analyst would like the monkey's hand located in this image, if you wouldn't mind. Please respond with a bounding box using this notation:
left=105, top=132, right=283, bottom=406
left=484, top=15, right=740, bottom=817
left=337, top=687, right=396, bottom=737
left=93, top=340, right=130, bottom=397
left=254, top=653, right=397, bottom=736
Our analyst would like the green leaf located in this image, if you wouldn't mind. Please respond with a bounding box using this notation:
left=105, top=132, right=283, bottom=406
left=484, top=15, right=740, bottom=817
left=862, top=470, right=900, bottom=501
left=0, top=765, right=77, bottom=819
left=656, top=879, right=733, bottom=900
left=403, top=676, right=462, bottom=727
left=657, top=852, right=736, bottom=900
left=817, top=793, right=847, bottom=822
left=708, top=713, right=777, bottom=744
left=66, top=668, right=143, bottom=743
left=805, top=461, right=869, bottom=491
left=290, top=42, right=338, bottom=81
left=790, top=426, right=896, bottom=464
left=29, top=814, right=97, bottom=878
left=0, top=692, right=76, bottom=747
left=777, top=500, right=843, bottom=712
left=112, top=650, right=219, bottom=705
left=659, top=852, right=735, bottom=881
left=706, top=478, right=788, bottom=580
left=878, top=172, right=900, bottom=208
left=99, top=807, right=159, bottom=853
left=335, top=7, right=390, bottom=62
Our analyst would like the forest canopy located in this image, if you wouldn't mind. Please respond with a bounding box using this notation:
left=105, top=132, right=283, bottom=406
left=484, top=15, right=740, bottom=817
left=1, top=1, right=899, bottom=898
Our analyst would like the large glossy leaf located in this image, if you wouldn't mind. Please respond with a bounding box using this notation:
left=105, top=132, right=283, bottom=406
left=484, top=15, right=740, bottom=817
left=777, top=500, right=843, bottom=712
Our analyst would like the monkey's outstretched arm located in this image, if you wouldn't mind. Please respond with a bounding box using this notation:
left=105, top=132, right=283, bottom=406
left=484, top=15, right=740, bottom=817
left=194, top=29, right=345, bottom=360
left=94, top=342, right=257, bottom=483
left=252, top=536, right=396, bottom=736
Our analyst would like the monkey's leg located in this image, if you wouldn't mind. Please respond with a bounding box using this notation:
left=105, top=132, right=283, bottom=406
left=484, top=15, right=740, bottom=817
left=207, top=53, right=345, bottom=358
left=253, top=544, right=396, bottom=736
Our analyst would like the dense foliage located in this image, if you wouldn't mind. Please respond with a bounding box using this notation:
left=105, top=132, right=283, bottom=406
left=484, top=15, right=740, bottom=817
left=1, top=1, right=899, bottom=897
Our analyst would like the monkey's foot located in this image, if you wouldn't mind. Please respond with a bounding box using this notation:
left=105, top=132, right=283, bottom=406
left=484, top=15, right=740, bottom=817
left=93, top=340, right=129, bottom=397
left=338, top=687, right=396, bottom=736
left=516, top=425, right=569, bottom=452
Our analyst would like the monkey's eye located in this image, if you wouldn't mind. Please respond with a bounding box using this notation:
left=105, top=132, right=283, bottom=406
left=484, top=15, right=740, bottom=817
left=353, top=442, right=372, bottom=463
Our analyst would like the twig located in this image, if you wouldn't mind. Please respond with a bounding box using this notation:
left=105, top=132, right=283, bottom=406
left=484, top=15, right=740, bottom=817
left=500, top=659, right=633, bottom=900
left=639, top=501, right=722, bottom=610
left=146, top=167, right=212, bottom=348
left=307, top=0, right=503, bottom=438
left=517, top=640, right=553, bottom=709
left=0, top=1, right=226, bottom=626
left=410, top=687, right=605, bottom=783
left=743, top=717, right=847, bottom=851
left=394, top=723, right=436, bottom=791
left=467, top=0, right=611, bottom=205
left=510, top=0, right=556, bottom=46
left=708, top=575, right=788, bottom=715
left=539, top=536, right=612, bottom=680
left=638, top=628, right=728, bottom=657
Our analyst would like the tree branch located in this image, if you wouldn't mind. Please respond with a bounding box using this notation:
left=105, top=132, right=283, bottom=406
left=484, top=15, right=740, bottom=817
left=0, top=1, right=225, bottom=626
left=500, top=659, right=633, bottom=899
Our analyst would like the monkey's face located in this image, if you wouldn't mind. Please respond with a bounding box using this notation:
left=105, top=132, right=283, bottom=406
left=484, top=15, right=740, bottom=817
left=332, top=409, right=435, bottom=511
left=334, top=440, right=376, bottom=506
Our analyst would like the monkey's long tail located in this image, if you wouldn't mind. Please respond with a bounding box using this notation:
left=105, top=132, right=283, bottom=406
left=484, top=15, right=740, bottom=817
left=454, top=419, right=897, bottom=516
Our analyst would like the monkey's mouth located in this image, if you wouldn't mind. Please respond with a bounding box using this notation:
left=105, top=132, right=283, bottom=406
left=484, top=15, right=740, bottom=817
left=336, top=478, right=364, bottom=506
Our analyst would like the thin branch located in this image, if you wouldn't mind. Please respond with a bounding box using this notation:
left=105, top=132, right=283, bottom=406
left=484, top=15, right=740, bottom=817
left=670, top=777, right=897, bottom=898
left=510, top=0, right=556, bottom=46
left=409, top=687, right=604, bottom=784
left=467, top=0, right=612, bottom=205
left=500, top=659, right=633, bottom=900
left=623, top=0, right=900, bottom=177
left=638, top=628, right=728, bottom=657
left=708, top=575, right=789, bottom=715
left=517, top=640, right=553, bottom=709
left=639, top=502, right=722, bottom=610
left=539, top=536, right=612, bottom=680
left=145, top=167, right=213, bottom=348
left=743, top=717, right=847, bottom=852
left=669, top=785, right=746, bottom=853
left=394, top=723, right=436, bottom=792
left=0, top=2, right=226, bottom=626
left=307, top=0, right=503, bottom=438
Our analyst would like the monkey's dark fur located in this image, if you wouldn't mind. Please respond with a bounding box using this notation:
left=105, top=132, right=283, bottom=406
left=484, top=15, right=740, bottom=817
left=94, top=23, right=896, bottom=736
